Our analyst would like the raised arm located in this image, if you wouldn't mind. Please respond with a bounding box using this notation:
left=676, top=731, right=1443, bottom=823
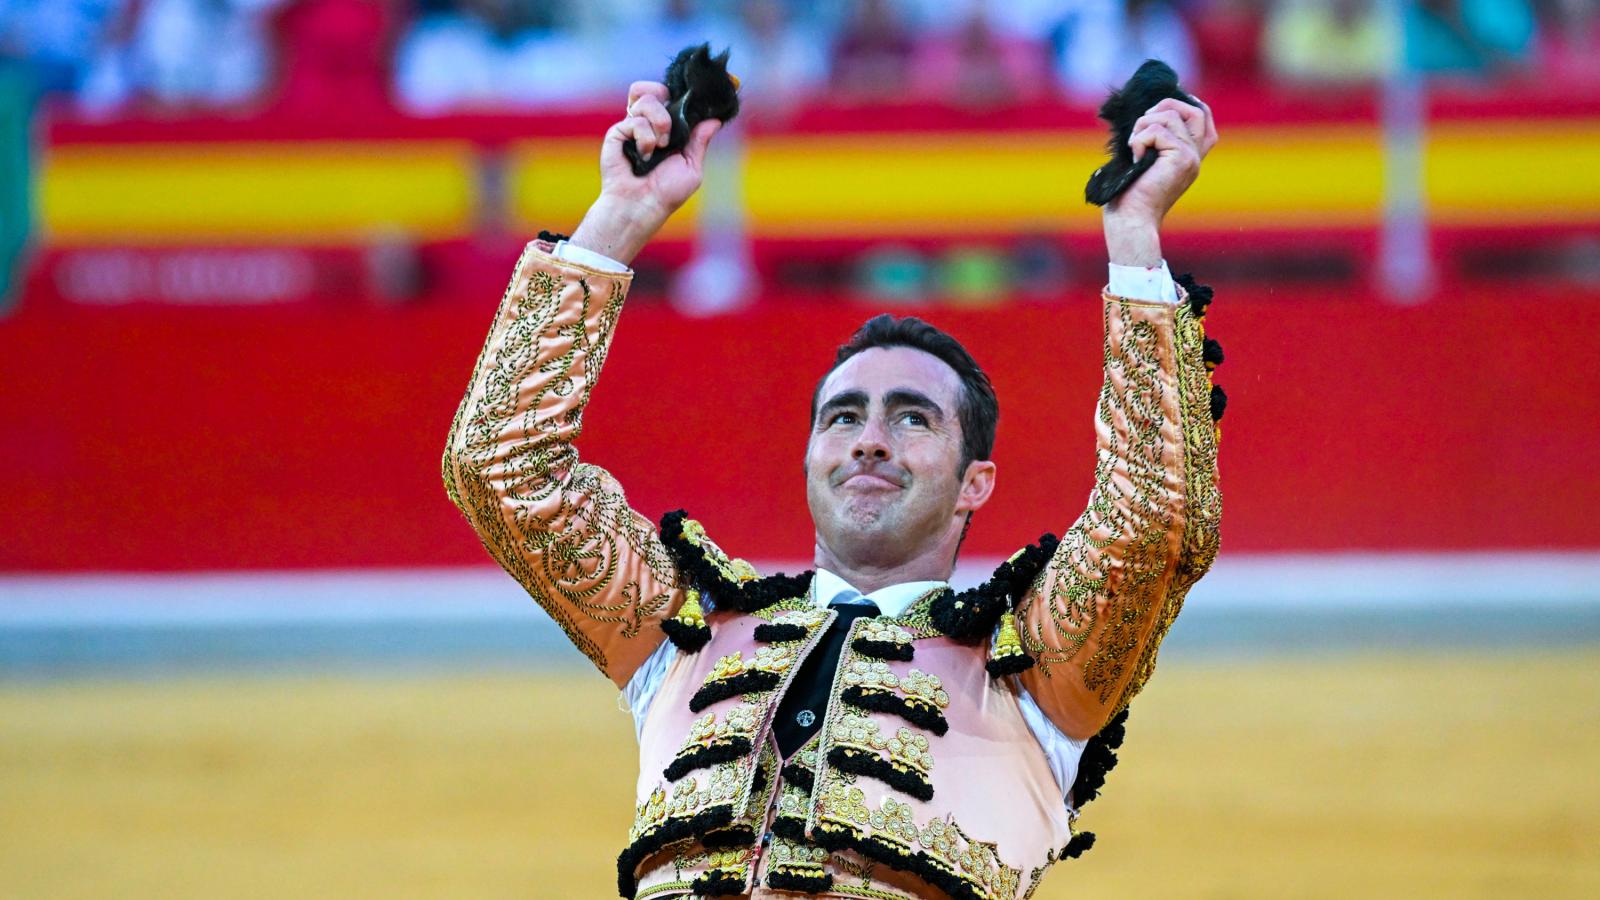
left=1017, top=98, right=1224, bottom=740
left=440, top=84, right=724, bottom=688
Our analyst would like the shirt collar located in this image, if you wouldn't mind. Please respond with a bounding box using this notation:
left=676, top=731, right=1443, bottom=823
left=812, top=569, right=948, bottom=618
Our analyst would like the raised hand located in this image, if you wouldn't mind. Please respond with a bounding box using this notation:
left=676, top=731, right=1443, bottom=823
left=568, top=81, right=723, bottom=265
left=1104, top=97, right=1218, bottom=267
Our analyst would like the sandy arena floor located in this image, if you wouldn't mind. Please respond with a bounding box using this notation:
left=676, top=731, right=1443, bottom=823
left=3, top=651, right=1596, bottom=898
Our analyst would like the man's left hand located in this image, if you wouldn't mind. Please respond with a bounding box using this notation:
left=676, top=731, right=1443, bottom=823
left=1103, top=97, right=1218, bottom=267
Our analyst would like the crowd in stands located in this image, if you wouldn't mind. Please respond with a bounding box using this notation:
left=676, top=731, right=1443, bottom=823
left=1, top=0, right=1598, bottom=119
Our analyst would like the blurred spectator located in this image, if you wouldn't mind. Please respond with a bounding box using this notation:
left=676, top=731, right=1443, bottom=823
left=724, top=0, right=826, bottom=113
left=79, top=0, right=285, bottom=117
left=1191, top=0, right=1265, bottom=91
left=831, top=0, right=917, bottom=102
left=609, top=0, right=731, bottom=87
left=394, top=0, right=603, bottom=114
left=911, top=9, right=1052, bottom=107
left=1264, top=0, right=1396, bottom=86
left=1404, top=0, right=1536, bottom=76
left=1053, top=0, right=1199, bottom=103
left=1537, top=0, right=1600, bottom=86
left=272, top=0, right=393, bottom=115
left=0, top=0, right=120, bottom=97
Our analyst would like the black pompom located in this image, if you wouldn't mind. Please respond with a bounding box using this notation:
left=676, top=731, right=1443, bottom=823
left=985, top=651, right=1036, bottom=677
left=536, top=230, right=570, bottom=244
left=1070, top=707, right=1130, bottom=808
left=1063, top=831, right=1097, bottom=858
left=1174, top=272, right=1214, bottom=318
left=1210, top=384, right=1227, bottom=422
left=623, top=43, right=742, bottom=177
left=1202, top=337, right=1224, bottom=367
left=1085, top=60, right=1197, bottom=206
left=661, top=616, right=711, bottom=653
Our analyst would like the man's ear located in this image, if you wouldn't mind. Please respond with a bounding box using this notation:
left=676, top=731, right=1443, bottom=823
left=956, top=459, right=997, bottom=514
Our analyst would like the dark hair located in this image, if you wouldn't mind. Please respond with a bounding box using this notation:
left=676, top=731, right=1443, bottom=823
left=810, top=314, right=999, bottom=473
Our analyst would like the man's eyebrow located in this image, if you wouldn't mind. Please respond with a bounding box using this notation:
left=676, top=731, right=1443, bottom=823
left=884, top=388, right=946, bottom=421
left=817, top=389, right=869, bottom=421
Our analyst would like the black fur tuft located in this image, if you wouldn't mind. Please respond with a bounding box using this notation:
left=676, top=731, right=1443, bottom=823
left=1085, top=60, right=1198, bottom=206
left=623, top=44, right=742, bottom=177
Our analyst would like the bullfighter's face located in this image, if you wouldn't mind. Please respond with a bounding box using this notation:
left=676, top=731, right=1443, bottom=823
left=805, top=346, right=994, bottom=575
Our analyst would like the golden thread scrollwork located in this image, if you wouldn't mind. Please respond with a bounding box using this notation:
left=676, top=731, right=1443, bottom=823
left=443, top=249, right=678, bottom=675
left=1018, top=296, right=1178, bottom=708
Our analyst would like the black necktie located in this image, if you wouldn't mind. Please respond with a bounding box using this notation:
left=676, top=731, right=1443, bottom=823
left=772, top=598, right=880, bottom=758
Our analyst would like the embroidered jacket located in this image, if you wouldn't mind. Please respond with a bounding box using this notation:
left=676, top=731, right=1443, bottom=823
left=441, top=242, right=1224, bottom=899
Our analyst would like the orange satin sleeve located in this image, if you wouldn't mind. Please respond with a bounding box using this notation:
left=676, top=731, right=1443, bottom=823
left=441, top=241, right=684, bottom=688
left=1015, top=289, right=1222, bottom=741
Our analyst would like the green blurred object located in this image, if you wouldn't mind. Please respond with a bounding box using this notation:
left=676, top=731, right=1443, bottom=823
left=0, top=61, right=32, bottom=313
left=854, top=245, right=930, bottom=305
left=938, top=246, right=1011, bottom=307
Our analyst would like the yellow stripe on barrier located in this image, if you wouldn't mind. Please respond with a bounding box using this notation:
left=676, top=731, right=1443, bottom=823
left=35, top=123, right=1600, bottom=243
left=1426, top=120, right=1600, bottom=224
left=40, top=142, right=478, bottom=243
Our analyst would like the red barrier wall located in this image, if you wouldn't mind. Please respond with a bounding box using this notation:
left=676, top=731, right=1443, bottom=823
left=3, top=272, right=1597, bottom=572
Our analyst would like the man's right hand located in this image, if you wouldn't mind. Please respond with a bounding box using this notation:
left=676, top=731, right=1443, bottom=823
left=567, top=81, right=723, bottom=266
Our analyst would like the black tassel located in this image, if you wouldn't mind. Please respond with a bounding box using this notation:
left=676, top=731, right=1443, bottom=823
left=767, top=867, right=833, bottom=893
left=1062, top=831, right=1097, bottom=858
left=826, top=746, right=934, bottom=802
left=687, top=670, right=781, bottom=713
left=1210, top=384, right=1227, bottom=422
left=662, top=736, right=754, bottom=781
left=1175, top=273, right=1213, bottom=318
left=691, top=868, right=746, bottom=896
left=1070, top=708, right=1130, bottom=808
left=753, top=622, right=808, bottom=643
left=659, top=510, right=814, bottom=614
left=810, top=822, right=989, bottom=900
left=850, top=637, right=915, bottom=661
left=537, top=230, right=570, bottom=244
left=1202, top=337, right=1224, bottom=367
left=615, top=803, right=736, bottom=898
left=661, top=616, right=711, bottom=653
left=779, top=761, right=814, bottom=793
left=841, top=685, right=949, bottom=736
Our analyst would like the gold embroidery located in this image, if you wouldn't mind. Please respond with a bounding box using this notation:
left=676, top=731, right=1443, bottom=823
left=833, top=713, right=934, bottom=780
left=679, top=517, right=760, bottom=584
left=443, top=250, right=677, bottom=674
left=1019, top=296, right=1177, bottom=706
left=815, top=778, right=1023, bottom=900
left=856, top=619, right=914, bottom=649
left=843, top=661, right=951, bottom=711
left=683, top=704, right=759, bottom=749
left=704, top=646, right=796, bottom=682
left=1121, top=303, right=1223, bottom=709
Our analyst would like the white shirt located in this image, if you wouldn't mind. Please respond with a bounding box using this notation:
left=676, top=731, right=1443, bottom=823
left=622, top=569, right=1091, bottom=809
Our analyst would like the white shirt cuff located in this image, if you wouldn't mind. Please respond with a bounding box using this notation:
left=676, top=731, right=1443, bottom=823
left=553, top=240, right=631, bottom=274
left=1107, top=260, right=1179, bottom=304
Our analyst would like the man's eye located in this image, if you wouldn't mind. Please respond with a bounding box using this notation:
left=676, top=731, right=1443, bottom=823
left=829, top=412, right=859, bottom=426
left=902, top=412, right=928, bottom=426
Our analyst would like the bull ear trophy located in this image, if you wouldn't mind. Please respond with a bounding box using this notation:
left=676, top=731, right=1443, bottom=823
left=622, top=43, right=743, bottom=177
left=1084, top=59, right=1197, bottom=206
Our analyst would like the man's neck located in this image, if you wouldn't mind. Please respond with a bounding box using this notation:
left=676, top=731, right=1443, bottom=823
left=811, top=538, right=956, bottom=595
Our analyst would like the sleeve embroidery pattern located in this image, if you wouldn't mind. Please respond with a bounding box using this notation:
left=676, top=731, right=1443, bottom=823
left=1019, top=297, right=1177, bottom=707
left=443, top=251, right=678, bottom=674
left=1124, top=303, right=1222, bottom=701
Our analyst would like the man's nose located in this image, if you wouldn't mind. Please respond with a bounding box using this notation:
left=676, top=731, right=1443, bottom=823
left=851, top=419, right=890, bottom=460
